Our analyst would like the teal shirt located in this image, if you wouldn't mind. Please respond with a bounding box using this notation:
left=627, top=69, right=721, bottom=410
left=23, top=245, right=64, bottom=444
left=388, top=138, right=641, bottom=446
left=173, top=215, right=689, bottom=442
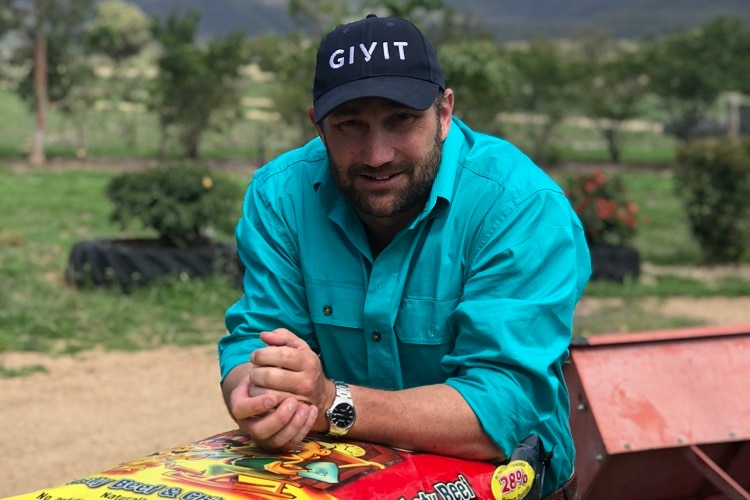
left=219, top=117, right=591, bottom=495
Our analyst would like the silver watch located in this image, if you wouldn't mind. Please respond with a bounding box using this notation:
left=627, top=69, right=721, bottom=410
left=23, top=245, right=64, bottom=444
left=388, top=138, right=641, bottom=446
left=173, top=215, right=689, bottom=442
left=325, top=381, right=356, bottom=437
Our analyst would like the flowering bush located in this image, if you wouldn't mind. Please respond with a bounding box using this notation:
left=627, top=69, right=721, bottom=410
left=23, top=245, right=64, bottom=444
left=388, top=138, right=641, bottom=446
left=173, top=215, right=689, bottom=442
left=563, top=171, right=639, bottom=247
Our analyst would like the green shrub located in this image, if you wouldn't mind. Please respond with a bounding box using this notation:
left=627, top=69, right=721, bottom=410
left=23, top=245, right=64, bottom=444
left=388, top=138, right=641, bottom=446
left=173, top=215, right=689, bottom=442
left=563, top=170, right=639, bottom=246
left=674, top=139, right=750, bottom=264
left=106, top=164, right=242, bottom=246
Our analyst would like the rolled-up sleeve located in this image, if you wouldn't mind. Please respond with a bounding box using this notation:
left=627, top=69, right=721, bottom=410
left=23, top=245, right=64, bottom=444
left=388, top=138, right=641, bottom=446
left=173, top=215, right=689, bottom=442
left=444, top=188, right=590, bottom=479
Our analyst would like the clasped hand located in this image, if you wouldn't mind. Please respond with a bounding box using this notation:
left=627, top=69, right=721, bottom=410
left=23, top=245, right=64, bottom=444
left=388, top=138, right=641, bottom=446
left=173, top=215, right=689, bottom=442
left=227, top=328, right=333, bottom=450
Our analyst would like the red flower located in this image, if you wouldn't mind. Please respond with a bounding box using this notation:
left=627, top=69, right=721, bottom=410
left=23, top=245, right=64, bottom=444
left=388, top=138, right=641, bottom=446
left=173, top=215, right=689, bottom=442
left=564, top=170, right=639, bottom=246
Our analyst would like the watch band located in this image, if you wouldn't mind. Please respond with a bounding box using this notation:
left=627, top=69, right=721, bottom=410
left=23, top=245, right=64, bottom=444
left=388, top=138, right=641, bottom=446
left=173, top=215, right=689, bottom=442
left=325, top=380, right=356, bottom=437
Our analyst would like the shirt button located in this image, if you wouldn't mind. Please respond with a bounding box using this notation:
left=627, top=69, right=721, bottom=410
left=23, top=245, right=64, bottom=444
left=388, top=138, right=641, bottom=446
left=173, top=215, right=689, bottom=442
left=323, top=305, right=333, bottom=316
left=371, top=331, right=381, bottom=342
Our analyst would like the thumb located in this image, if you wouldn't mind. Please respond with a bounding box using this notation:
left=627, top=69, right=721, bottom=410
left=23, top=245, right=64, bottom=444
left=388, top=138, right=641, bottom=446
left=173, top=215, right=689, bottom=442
left=259, top=328, right=309, bottom=351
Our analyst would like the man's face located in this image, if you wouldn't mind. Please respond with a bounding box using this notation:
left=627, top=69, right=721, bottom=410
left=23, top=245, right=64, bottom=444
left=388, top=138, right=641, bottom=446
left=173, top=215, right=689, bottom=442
left=314, top=91, right=453, bottom=226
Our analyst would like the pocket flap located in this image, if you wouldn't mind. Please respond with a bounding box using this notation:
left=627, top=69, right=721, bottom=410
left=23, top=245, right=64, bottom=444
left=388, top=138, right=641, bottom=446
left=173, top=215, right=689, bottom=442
left=307, top=280, right=365, bottom=329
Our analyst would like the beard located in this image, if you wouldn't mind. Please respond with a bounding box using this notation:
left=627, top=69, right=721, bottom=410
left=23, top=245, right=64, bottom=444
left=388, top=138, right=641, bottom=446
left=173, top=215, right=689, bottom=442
left=325, top=122, right=444, bottom=219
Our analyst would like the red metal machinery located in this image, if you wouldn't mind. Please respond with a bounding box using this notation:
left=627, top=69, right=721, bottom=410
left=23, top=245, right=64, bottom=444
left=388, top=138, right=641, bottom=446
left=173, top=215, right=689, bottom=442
left=564, top=324, right=750, bottom=499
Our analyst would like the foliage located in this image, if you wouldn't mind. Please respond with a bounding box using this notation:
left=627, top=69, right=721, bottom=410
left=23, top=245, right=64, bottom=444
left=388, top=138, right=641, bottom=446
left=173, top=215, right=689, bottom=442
left=564, top=170, right=639, bottom=247
left=13, top=0, right=96, bottom=115
left=674, top=139, right=750, bottom=264
left=642, top=17, right=750, bottom=141
left=106, top=164, right=243, bottom=247
left=364, top=0, right=445, bottom=18
left=0, top=1, right=21, bottom=36
left=149, top=10, right=248, bottom=159
left=1, top=7, right=748, bottom=167
left=505, top=36, right=588, bottom=165
left=576, top=32, right=649, bottom=163
left=84, top=0, right=152, bottom=64
left=248, top=33, right=317, bottom=146
left=10, top=0, right=97, bottom=159
left=288, top=0, right=361, bottom=36
left=84, top=1, right=153, bottom=150
left=361, top=0, right=483, bottom=46
left=438, top=39, right=518, bottom=134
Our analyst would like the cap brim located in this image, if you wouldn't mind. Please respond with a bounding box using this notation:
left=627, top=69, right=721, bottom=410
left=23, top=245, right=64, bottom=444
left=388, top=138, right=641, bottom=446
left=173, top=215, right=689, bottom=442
left=313, top=76, right=440, bottom=123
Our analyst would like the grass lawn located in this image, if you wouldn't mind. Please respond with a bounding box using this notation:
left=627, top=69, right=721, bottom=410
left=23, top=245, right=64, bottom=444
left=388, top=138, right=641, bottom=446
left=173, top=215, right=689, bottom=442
left=2, top=85, right=749, bottom=374
left=0, top=166, right=247, bottom=364
left=2, top=162, right=749, bottom=370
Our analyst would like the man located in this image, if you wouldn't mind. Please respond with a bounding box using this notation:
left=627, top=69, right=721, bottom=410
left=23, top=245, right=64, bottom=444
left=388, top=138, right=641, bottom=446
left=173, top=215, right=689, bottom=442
left=219, top=14, right=590, bottom=499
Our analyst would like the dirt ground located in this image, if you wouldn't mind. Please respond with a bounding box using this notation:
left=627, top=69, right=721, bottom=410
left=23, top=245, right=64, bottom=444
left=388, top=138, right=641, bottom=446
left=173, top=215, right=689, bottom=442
left=0, top=345, right=236, bottom=498
left=2, top=293, right=750, bottom=498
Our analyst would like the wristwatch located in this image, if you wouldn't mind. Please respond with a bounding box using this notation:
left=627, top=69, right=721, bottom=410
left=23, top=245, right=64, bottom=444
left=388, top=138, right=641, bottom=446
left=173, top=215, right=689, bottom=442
left=325, top=380, right=356, bottom=437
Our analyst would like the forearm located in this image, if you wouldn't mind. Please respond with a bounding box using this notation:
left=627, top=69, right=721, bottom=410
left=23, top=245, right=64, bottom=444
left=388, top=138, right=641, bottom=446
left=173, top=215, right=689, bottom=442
left=331, top=383, right=504, bottom=461
left=224, top=343, right=503, bottom=461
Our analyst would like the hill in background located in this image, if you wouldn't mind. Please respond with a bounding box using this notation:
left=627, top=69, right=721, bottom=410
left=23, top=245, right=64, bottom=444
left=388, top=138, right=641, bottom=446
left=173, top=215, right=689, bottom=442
left=126, top=0, right=750, bottom=41
left=453, top=0, right=750, bottom=41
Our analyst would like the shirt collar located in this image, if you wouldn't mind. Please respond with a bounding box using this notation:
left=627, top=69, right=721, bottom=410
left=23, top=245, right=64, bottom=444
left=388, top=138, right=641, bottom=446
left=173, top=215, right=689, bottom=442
left=423, top=117, right=463, bottom=215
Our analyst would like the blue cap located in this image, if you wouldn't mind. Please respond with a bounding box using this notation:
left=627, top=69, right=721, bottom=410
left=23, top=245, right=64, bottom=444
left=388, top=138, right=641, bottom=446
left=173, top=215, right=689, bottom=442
left=312, top=15, right=445, bottom=123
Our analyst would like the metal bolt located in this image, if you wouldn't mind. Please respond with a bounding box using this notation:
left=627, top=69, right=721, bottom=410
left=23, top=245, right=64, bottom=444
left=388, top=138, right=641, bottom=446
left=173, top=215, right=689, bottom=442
left=576, top=403, right=586, bottom=411
left=623, top=441, right=631, bottom=449
left=594, top=454, right=604, bottom=462
left=676, top=435, right=685, bottom=444
left=729, top=430, right=737, bottom=439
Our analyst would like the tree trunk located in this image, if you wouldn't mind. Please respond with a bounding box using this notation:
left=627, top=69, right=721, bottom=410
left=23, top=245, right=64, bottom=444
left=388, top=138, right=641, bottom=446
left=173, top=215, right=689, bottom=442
left=603, top=127, right=621, bottom=164
left=727, top=91, right=741, bottom=142
left=29, top=0, right=47, bottom=166
left=532, top=116, right=559, bottom=164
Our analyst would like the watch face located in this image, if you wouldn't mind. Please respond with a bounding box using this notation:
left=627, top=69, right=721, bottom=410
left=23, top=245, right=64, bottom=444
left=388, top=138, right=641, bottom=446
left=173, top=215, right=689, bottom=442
left=330, top=402, right=355, bottom=428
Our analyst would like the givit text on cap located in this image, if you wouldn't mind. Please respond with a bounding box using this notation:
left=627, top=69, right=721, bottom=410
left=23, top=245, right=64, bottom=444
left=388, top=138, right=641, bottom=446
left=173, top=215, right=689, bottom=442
left=312, top=14, right=445, bottom=123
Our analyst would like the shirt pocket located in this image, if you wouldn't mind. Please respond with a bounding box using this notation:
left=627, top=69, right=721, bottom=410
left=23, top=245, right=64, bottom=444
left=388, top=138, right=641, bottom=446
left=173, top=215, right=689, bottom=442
left=395, top=297, right=458, bottom=345
left=307, top=281, right=367, bottom=382
left=307, top=281, right=365, bottom=329
left=395, top=296, right=459, bottom=386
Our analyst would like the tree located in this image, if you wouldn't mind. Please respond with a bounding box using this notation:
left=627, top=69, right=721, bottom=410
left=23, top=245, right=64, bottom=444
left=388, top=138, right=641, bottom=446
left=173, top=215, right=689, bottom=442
left=506, top=36, right=586, bottom=164
left=247, top=33, right=318, bottom=147
left=362, top=0, right=486, bottom=45
left=288, top=0, right=360, bottom=37
left=574, top=30, right=648, bottom=163
left=28, top=0, right=46, bottom=165
left=14, top=0, right=96, bottom=161
left=643, top=17, right=750, bottom=142
left=363, top=0, right=444, bottom=18
left=84, top=0, right=152, bottom=148
left=245, top=1, right=362, bottom=147
left=150, top=10, right=248, bottom=159
left=0, top=1, right=22, bottom=91
left=589, top=54, right=648, bottom=163
left=438, top=39, right=518, bottom=134
left=0, top=1, right=21, bottom=37
left=84, top=0, right=151, bottom=64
